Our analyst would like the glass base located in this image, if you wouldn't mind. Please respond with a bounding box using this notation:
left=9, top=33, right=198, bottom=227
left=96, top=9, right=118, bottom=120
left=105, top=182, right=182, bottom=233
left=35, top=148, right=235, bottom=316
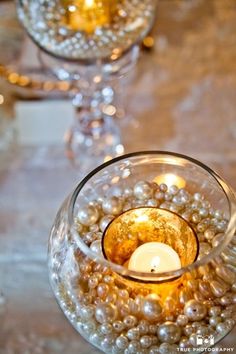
left=64, top=115, right=124, bottom=166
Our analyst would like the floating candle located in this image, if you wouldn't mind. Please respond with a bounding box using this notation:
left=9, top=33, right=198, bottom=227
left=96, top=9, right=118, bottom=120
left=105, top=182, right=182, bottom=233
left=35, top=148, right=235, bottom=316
left=128, top=242, right=181, bottom=274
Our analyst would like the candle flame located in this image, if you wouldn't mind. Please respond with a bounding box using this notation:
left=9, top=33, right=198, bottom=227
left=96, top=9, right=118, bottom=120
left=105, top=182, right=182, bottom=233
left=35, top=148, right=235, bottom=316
left=151, top=256, right=160, bottom=271
left=153, top=173, right=186, bottom=189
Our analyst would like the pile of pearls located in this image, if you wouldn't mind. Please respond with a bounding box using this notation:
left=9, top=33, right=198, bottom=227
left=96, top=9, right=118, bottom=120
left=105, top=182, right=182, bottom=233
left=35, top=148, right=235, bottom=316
left=50, top=180, right=236, bottom=354
left=18, top=0, right=155, bottom=61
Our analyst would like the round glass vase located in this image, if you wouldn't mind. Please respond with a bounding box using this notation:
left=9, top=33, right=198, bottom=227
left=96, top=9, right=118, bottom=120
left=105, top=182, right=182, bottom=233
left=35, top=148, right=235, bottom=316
left=48, top=152, right=236, bottom=354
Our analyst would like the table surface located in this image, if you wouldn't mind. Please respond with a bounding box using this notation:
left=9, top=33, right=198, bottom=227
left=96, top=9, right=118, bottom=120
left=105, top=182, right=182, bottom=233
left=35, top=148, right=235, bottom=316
left=0, top=0, right=236, bottom=353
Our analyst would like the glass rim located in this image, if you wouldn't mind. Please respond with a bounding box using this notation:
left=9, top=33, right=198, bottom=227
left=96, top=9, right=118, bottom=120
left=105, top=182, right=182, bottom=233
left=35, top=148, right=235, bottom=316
left=68, top=151, right=236, bottom=282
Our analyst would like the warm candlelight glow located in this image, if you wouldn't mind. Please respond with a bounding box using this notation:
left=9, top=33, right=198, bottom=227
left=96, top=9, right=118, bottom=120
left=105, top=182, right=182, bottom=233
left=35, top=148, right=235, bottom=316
left=62, top=0, right=118, bottom=33
left=102, top=207, right=199, bottom=278
left=153, top=173, right=186, bottom=189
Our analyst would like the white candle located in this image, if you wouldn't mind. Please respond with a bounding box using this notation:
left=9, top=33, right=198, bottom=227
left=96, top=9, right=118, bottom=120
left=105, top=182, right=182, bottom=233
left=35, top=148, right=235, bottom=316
left=128, top=242, right=181, bottom=275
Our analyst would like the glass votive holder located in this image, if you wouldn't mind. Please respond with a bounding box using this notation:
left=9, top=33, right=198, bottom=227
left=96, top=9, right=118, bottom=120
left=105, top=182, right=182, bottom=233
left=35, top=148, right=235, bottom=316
left=48, top=151, right=236, bottom=353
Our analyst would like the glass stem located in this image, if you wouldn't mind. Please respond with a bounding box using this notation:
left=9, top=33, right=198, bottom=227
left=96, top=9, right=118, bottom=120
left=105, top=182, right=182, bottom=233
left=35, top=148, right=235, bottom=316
left=72, top=69, right=116, bottom=138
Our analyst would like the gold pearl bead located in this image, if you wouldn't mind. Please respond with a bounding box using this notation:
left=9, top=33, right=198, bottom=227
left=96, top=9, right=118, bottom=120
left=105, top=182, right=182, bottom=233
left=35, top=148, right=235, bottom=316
left=210, top=280, right=227, bottom=298
left=215, top=266, right=236, bottom=285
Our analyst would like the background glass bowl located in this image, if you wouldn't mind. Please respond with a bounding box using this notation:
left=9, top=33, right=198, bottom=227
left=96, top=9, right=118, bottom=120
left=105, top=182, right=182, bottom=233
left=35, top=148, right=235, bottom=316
left=16, top=0, right=157, bottom=63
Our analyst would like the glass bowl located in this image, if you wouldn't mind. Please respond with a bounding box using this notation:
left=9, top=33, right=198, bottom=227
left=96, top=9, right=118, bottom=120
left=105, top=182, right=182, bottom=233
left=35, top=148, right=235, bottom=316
left=48, top=151, right=236, bottom=353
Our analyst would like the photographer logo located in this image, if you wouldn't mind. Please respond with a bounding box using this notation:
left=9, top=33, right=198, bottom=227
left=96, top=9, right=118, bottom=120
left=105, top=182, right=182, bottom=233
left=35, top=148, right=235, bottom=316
left=177, top=334, right=234, bottom=352
left=196, top=334, right=215, bottom=346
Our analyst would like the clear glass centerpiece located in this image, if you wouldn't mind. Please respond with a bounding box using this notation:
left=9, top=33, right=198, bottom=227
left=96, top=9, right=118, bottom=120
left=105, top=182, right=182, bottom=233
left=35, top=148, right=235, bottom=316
left=16, top=1, right=157, bottom=162
left=48, top=151, right=236, bottom=353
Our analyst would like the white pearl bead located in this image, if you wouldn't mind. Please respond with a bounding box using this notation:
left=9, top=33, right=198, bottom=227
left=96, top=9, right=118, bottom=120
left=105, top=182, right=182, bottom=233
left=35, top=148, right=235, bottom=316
left=123, top=187, right=133, bottom=198
left=164, top=193, right=172, bottom=201
left=191, top=213, right=201, bottom=224
left=169, top=185, right=179, bottom=195
left=140, top=335, right=153, bottom=348
left=179, top=337, right=190, bottom=349
left=112, top=346, right=123, bottom=354
left=199, top=242, right=212, bottom=255
left=127, top=328, right=140, bottom=340
left=88, top=276, right=99, bottom=289
left=159, top=183, right=168, bottom=192
left=116, top=335, right=129, bottom=349
left=155, top=191, right=165, bottom=200
left=172, top=195, right=184, bottom=205
left=221, top=309, right=233, bottom=319
left=84, top=231, right=97, bottom=244
left=103, top=275, right=114, bottom=284
left=89, top=332, right=101, bottom=345
left=90, top=240, right=102, bottom=254
left=123, top=315, right=138, bottom=328
left=79, top=305, right=95, bottom=319
left=198, top=280, right=212, bottom=297
left=209, top=306, right=221, bottom=317
left=194, top=193, right=203, bottom=201
left=217, top=220, right=227, bottom=232
left=189, top=333, right=198, bottom=346
left=127, top=298, right=140, bottom=316
left=102, top=197, right=123, bottom=216
left=177, top=315, right=188, bottom=326
left=118, top=289, right=129, bottom=300
left=95, top=303, right=118, bottom=324
left=128, top=340, right=140, bottom=353
left=100, top=323, right=113, bottom=335
left=83, top=322, right=96, bottom=334
left=97, top=283, right=109, bottom=299
left=181, top=211, right=192, bottom=221
left=77, top=205, right=99, bottom=226
left=169, top=204, right=181, bottom=213
left=89, top=223, right=100, bottom=232
left=134, top=181, right=153, bottom=200
left=216, top=266, right=236, bottom=285
left=204, top=228, right=214, bottom=241
left=159, top=342, right=178, bottom=354
left=137, top=320, right=149, bottom=335
left=158, top=322, right=181, bottom=344
left=216, top=322, right=229, bottom=335
left=184, top=300, right=207, bottom=321
left=149, top=325, right=157, bottom=334
left=183, top=324, right=194, bottom=336
left=120, top=304, right=130, bottom=317
left=141, top=295, right=162, bottom=322
left=196, top=325, right=210, bottom=336
left=113, top=320, right=125, bottom=333
left=147, top=199, right=158, bottom=207
left=220, top=294, right=233, bottom=306
left=149, top=346, right=160, bottom=354
left=211, top=233, right=224, bottom=247
left=99, top=215, right=114, bottom=232
left=191, top=321, right=204, bottom=329
left=225, top=319, right=235, bottom=329
left=199, top=208, right=209, bottom=218
left=210, top=280, right=227, bottom=297
left=209, top=316, right=222, bottom=327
